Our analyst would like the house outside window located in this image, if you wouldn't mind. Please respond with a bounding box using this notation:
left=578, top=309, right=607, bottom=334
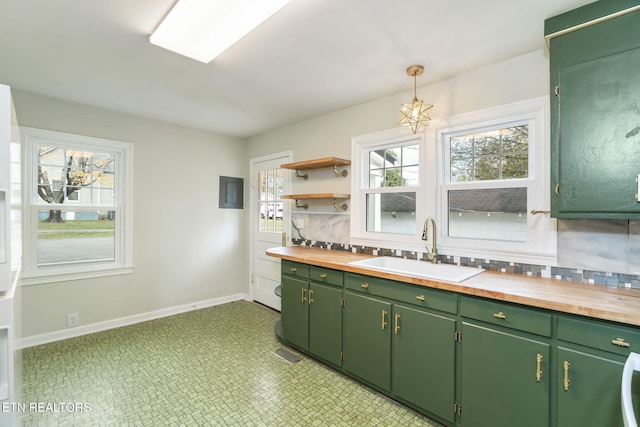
left=22, top=128, right=133, bottom=284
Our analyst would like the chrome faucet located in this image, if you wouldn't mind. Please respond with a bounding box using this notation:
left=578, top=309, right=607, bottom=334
left=421, top=217, right=438, bottom=264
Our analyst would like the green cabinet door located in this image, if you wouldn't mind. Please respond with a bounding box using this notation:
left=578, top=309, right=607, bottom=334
left=460, top=322, right=550, bottom=427
left=391, top=304, right=456, bottom=423
left=343, top=290, right=391, bottom=391
left=281, top=275, right=309, bottom=351
left=550, top=10, right=640, bottom=218
left=556, top=347, right=625, bottom=427
left=308, top=282, right=343, bottom=366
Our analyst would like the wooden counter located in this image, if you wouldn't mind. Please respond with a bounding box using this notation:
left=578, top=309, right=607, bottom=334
left=266, top=246, right=640, bottom=327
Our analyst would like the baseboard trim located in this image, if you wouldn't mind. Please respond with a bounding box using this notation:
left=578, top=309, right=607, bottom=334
left=17, top=293, right=251, bottom=349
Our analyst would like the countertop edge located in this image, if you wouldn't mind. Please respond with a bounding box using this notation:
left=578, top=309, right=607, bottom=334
left=266, top=246, right=640, bottom=327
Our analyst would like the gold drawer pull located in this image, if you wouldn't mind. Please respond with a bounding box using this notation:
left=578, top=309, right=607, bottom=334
left=416, top=295, right=426, bottom=301
left=612, top=337, right=631, bottom=348
left=563, top=361, right=571, bottom=391
left=493, top=311, right=506, bottom=320
left=536, top=354, right=543, bottom=382
left=361, top=283, right=369, bottom=289
left=301, top=288, right=307, bottom=304
left=381, top=310, right=388, bottom=330
left=290, top=267, right=297, bottom=272
left=319, top=273, right=327, bottom=278
left=308, top=289, right=314, bottom=305
left=394, top=314, right=400, bottom=334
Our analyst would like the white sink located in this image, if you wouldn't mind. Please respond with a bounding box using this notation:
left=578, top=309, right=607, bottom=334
left=348, top=257, right=484, bottom=283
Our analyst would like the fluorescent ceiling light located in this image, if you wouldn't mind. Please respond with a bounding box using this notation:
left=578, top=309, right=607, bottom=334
left=150, top=0, right=292, bottom=63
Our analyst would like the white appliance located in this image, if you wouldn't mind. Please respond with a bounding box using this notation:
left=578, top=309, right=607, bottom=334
left=0, top=83, right=19, bottom=427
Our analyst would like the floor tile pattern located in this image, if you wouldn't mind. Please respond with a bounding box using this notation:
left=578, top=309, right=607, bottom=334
left=20, top=301, right=439, bottom=426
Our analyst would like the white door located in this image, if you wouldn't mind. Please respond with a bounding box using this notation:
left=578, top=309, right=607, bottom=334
left=250, top=151, right=291, bottom=310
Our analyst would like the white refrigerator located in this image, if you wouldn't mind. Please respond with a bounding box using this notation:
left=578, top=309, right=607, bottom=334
left=0, top=83, right=20, bottom=427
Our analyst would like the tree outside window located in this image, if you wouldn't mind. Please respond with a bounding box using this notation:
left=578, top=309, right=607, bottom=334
left=22, top=128, right=132, bottom=283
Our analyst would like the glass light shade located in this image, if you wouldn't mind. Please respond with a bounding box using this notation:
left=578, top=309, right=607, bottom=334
left=398, top=97, right=433, bottom=134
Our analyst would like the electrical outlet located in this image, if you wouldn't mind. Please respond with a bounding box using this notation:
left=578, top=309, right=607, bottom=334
left=67, top=313, right=79, bottom=328
left=296, top=219, right=305, bottom=229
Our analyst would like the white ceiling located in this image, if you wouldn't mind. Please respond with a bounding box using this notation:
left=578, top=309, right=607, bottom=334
left=0, top=0, right=593, bottom=138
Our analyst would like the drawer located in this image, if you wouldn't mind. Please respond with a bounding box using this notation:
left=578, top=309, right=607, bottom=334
left=345, top=272, right=457, bottom=314
left=461, top=296, right=552, bottom=337
left=309, top=266, right=343, bottom=287
left=557, top=316, right=640, bottom=357
left=282, top=260, right=309, bottom=279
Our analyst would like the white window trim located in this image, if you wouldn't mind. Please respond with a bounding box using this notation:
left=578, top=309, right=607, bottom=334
left=433, top=96, right=557, bottom=265
left=21, top=127, right=133, bottom=285
left=350, top=127, right=428, bottom=253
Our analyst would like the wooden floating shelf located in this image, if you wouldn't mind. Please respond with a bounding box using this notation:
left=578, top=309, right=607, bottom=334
left=281, top=193, right=350, bottom=200
left=280, top=157, right=350, bottom=171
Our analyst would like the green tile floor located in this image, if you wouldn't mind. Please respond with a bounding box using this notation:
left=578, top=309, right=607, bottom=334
left=20, top=301, right=441, bottom=426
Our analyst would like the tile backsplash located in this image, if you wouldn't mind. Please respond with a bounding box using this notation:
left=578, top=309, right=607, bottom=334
left=290, top=213, right=640, bottom=290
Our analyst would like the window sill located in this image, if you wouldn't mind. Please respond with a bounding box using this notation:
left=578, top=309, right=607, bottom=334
left=20, top=265, right=134, bottom=286
left=438, top=244, right=557, bottom=267
left=350, top=236, right=429, bottom=255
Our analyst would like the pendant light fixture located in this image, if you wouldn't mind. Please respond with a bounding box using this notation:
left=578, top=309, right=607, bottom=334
left=397, top=65, right=433, bottom=134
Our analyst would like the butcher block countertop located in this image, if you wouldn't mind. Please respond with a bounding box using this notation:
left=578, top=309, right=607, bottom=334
left=266, top=246, right=640, bottom=327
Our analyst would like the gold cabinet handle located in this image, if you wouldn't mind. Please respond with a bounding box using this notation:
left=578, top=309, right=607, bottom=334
left=361, top=283, right=369, bottom=289
left=416, top=295, right=426, bottom=301
left=394, top=314, right=400, bottom=334
left=319, top=273, right=327, bottom=278
left=493, top=311, right=506, bottom=319
left=290, top=267, right=297, bottom=272
left=563, top=361, right=571, bottom=391
left=301, top=288, right=307, bottom=304
left=536, top=354, right=543, bottom=382
left=308, top=289, right=313, bottom=305
left=612, top=337, right=631, bottom=348
left=381, top=310, right=388, bottom=330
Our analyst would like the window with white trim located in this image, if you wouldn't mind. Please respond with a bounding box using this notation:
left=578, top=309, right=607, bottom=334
left=437, top=97, right=556, bottom=264
left=22, top=128, right=133, bottom=284
left=350, top=128, right=425, bottom=251
left=351, top=97, right=555, bottom=264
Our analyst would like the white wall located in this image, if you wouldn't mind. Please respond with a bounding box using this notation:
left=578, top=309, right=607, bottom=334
left=247, top=48, right=640, bottom=276
left=247, top=49, right=550, bottom=242
left=13, top=90, right=248, bottom=340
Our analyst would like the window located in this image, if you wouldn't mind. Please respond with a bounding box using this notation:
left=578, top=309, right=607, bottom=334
left=258, top=168, right=284, bottom=233
left=437, top=97, right=556, bottom=264
left=351, top=128, right=425, bottom=251
left=446, top=125, right=529, bottom=242
left=351, top=97, right=555, bottom=264
left=22, top=128, right=132, bottom=284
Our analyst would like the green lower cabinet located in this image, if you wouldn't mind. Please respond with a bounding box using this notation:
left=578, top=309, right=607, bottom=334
left=281, top=275, right=309, bottom=351
left=391, top=304, right=456, bottom=423
left=556, top=346, right=624, bottom=427
left=308, top=282, right=343, bottom=366
left=281, top=274, right=343, bottom=366
left=460, top=322, right=550, bottom=427
left=343, top=290, right=391, bottom=391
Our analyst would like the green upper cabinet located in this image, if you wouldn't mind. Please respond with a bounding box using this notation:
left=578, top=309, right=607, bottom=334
left=546, top=2, right=640, bottom=218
